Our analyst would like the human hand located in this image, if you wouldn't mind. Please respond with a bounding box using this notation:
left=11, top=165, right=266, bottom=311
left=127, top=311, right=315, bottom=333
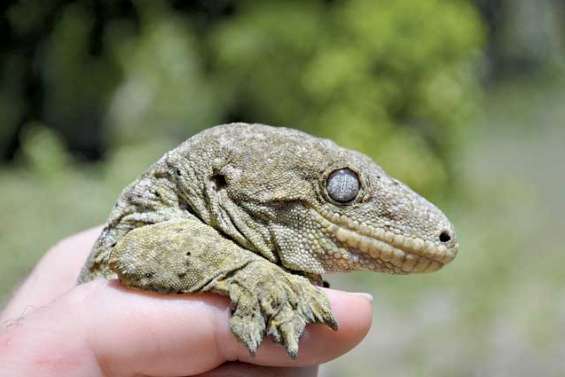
left=0, top=227, right=372, bottom=376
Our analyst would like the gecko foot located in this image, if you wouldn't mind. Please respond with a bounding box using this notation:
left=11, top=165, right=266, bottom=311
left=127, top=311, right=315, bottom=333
left=227, top=267, right=337, bottom=358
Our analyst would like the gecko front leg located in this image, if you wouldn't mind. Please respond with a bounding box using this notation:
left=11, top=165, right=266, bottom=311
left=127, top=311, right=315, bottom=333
left=107, top=218, right=337, bottom=357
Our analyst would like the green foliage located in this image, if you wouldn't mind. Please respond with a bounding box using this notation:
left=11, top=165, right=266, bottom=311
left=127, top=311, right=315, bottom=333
left=41, top=2, right=121, bottom=145
left=210, top=0, right=484, bottom=195
left=20, top=125, right=69, bottom=178
left=1, top=0, right=483, bottom=195
left=108, top=3, right=223, bottom=144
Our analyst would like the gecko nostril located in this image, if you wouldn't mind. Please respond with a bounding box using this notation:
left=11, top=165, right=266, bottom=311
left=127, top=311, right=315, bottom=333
left=439, top=230, right=451, bottom=243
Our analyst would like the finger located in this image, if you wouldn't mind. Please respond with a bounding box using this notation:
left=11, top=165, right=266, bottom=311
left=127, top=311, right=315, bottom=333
left=1, top=279, right=372, bottom=376
left=193, top=362, right=318, bottom=377
left=0, top=227, right=102, bottom=322
left=83, top=281, right=371, bottom=375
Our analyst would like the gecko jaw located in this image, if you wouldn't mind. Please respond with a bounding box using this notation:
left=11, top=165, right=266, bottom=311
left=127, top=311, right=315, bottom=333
left=317, top=212, right=458, bottom=273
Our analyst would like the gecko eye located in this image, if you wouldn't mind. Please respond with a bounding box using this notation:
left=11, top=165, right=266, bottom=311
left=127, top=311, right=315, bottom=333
left=326, top=168, right=360, bottom=203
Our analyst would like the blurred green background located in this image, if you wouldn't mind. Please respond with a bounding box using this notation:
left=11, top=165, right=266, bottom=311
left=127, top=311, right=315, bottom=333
left=1, top=1, right=564, bottom=376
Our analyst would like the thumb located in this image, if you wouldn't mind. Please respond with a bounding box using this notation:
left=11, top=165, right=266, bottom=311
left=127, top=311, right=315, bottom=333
left=0, top=279, right=372, bottom=376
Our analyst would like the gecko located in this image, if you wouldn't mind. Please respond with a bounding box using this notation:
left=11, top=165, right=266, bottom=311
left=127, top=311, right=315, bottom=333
left=78, top=123, right=458, bottom=358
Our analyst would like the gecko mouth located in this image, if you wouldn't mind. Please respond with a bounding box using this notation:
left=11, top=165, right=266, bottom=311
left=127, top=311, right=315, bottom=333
left=316, top=211, right=458, bottom=273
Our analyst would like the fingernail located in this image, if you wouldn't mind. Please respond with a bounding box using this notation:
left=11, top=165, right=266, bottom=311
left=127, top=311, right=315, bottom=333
left=351, top=292, right=373, bottom=302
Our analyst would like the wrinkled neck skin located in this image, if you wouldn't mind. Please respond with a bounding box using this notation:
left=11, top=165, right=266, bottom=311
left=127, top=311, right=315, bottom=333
left=165, top=123, right=459, bottom=280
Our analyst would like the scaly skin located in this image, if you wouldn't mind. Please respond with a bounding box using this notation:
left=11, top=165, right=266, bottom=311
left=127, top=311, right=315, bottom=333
left=78, top=123, right=458, bottom=357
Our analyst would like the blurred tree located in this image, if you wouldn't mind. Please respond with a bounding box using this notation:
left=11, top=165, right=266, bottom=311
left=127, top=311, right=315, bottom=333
left=210, top=0, right=484, bottom=195
left=106, top=1, right=225, bottom=145
left=0, top=0, right=136, bottom=162
left=1, top=0, right=485, bottom=197
left=474, top=0, right=565, bottom=81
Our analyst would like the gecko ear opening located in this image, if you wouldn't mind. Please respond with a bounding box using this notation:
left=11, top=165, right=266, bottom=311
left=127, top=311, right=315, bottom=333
left=210, top=173, right=227, bottom=191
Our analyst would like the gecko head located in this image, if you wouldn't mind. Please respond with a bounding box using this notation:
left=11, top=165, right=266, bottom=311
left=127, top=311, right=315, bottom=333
left=187, top=123, right=458, bottom=276
left=312, top=164, right=458, bottom=274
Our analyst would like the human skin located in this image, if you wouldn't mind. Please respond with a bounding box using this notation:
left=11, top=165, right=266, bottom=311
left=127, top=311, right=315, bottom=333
left=0, top=227, right=373, bottom=376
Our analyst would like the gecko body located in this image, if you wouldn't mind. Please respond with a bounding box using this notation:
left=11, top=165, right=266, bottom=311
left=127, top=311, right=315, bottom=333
left=79, top=123, right=458, bottom=357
